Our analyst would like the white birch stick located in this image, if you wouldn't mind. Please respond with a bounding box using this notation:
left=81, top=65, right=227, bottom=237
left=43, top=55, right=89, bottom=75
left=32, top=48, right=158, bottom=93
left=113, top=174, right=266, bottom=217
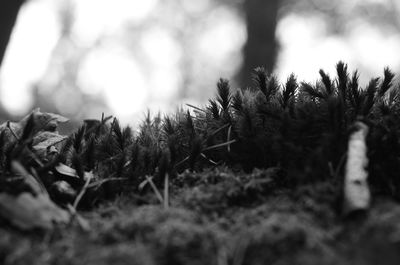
left=343, top=121, right=370, bottom=215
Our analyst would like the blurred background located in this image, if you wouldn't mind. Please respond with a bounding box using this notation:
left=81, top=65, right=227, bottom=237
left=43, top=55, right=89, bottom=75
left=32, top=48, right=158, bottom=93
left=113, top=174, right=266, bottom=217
left=0, top=0, right=399, bottom=127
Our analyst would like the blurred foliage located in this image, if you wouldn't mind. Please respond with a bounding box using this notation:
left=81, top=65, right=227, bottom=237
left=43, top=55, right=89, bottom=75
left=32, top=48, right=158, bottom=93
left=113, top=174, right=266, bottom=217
left=283, top=0, right=400, bottom=31
left=1, top=0, right=400, bottom=126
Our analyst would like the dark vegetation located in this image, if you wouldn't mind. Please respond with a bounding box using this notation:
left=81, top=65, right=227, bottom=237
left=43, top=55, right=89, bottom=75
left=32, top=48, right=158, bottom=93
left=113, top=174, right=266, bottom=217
left=1, top=62, right=400, bottom=264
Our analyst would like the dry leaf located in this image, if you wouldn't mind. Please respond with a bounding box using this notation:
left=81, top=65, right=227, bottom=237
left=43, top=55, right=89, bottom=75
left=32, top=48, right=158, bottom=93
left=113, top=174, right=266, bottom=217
left=0, top=109, right=69, bottom=146
left=11, top=161, right=47, bottom=196
left=18, top=108, right=69, bottom=133
left=33, top=131, right=67, bottom=148
left=55, top=163, right=95, bottom=184
left=0, top=192, right=70, bottom=230
left=54, top=163, right=80, bottom=179
left=33, top=132, right=67, bottom=160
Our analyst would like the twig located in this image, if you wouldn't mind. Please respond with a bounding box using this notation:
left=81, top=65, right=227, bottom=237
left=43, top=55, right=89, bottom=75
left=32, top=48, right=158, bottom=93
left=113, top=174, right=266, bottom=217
left=227, top=125, right=232, bottom=152
left=334, top=153, right=347, bottom=179
left=186, top=103, right=206, bottom=113
left=6, top=121, right=20, bottom=141
left=203, top=140, right=237, bottom=152
left=145, top=175, right=164, bottom=204
left=176, top=139, right=235, bottom=168
left=73, top=172, right=92, bottom=209
left=66, top=204, right=90, bottom=231
left=328, top=162, right=335, bottom=178
left=87, top=177, right=128, bottom=189
left=200, top=153, right=219, bottom=165
left=203, top=123, right=230, bottom=144
left=164, top=173, right=169, bottom=209
left=175, top=156, right=190, bottom=168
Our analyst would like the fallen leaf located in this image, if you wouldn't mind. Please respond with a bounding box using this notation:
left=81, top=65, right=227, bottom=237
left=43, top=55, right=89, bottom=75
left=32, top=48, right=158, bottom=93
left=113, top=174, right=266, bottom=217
left=33, top=132, right=67, bottom=160
left=19, top=108, right=69, bottom=133
left=0, top=109, right=69, bottom=144
left=0, top=192, right=70, bottom=230
left=54, top=163, right=80, bottom=179
left=54, top=163, right=95, bottom=185
left=11, top=161, right=47, bottom=196
left=33, top=131, right=67, bottom=148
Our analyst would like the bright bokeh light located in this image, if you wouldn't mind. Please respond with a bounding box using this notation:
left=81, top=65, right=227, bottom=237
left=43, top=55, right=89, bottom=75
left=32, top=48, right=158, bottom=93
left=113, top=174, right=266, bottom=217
left=347, top=21, right=400, bottom=74
left=197, top=7, right=246, bottom=63
left=181, top=0, right=212, bottom=14
left=0, top=0, right=60, bottom=114
left=1, top=0, right=399, bottom=123
left=275, top=14, right=353, bottom=82
left=140, top=27, right=182, bottom=69
left=72, top=0, right=158, bottom=46
left=276, top=1, right=400, bottom=84
left=189, top=6, right=246, bottom=102
left=0, top=0, right=244, bottom=123
left=140, top=28, right=182, bottom=103
left=78, top=46, right=148, bottom=118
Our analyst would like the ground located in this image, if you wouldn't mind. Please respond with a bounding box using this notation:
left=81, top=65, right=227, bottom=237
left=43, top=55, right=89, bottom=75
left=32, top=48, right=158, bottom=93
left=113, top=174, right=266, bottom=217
left=1, top=167, right=400, bottom=265
left=1, top=64, right=400, bottom=264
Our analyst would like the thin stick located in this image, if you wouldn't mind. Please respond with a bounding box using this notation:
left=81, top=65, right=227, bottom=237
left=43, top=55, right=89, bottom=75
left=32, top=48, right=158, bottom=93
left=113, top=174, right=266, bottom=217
left=328, top=162, right=335, bottom=178
left=73, top=173, right=92, bottom=209
left=200, top=153, right=218, bottom=165
left=334, top=153, right=347, bottom=179
left=87, top=177, right=128, bottom=189
left=227, top=125, right=232, bottom=152
left=145, top=175, right=164, bottom=204
left=203, top=140, right=237, bottom=152
left=176, top=139, right=236, bottom=168
left=186, top=103, right=206, bottom=113
left=6, top=121, right=20, bottom=141
left=202, top=124, right=231, bottom=146
left=175, top=156, right=190, bottom=168
left=164, top=173, right=169, bottom=209
left=67, top=204, right=90, bottom=231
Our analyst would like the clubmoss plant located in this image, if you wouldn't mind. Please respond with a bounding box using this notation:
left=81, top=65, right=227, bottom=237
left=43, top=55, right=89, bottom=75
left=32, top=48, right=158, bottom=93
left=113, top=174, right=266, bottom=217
left=1, top=62, right=400, bottom=205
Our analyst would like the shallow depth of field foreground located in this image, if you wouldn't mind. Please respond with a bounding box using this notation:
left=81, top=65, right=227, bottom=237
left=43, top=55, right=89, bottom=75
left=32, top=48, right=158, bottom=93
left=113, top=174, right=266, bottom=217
left=2, top=63, right=400, bottom=264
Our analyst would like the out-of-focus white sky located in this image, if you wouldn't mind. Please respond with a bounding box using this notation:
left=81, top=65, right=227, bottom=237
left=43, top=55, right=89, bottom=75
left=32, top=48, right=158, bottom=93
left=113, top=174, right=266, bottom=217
left=0, top=0, right=399, bottom=123
left=276, top=0, right=400, bottom=83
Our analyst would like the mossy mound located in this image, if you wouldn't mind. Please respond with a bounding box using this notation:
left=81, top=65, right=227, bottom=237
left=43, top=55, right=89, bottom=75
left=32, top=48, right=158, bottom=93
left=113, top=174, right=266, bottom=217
left=1, top=62, right=400, bottom=264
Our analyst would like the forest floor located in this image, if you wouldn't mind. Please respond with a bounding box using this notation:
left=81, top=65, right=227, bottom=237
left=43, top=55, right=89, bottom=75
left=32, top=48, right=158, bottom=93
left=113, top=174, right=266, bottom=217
left=2, top=63, right=400, bottom=264
left=1, top=166, right=400, bottom=265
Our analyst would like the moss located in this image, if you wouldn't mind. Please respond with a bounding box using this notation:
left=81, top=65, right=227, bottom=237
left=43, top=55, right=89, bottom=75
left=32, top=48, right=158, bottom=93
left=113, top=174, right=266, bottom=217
left=98, top=206, right=220, bottom=265
left=1, top=63, right=400, bottom=264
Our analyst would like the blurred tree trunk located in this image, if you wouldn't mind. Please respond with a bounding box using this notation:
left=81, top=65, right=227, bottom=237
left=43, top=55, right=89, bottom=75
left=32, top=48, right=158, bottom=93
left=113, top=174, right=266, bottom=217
left=238, top=0, right=279, bottom=87
left=0, top=0, right=25, bottom=68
